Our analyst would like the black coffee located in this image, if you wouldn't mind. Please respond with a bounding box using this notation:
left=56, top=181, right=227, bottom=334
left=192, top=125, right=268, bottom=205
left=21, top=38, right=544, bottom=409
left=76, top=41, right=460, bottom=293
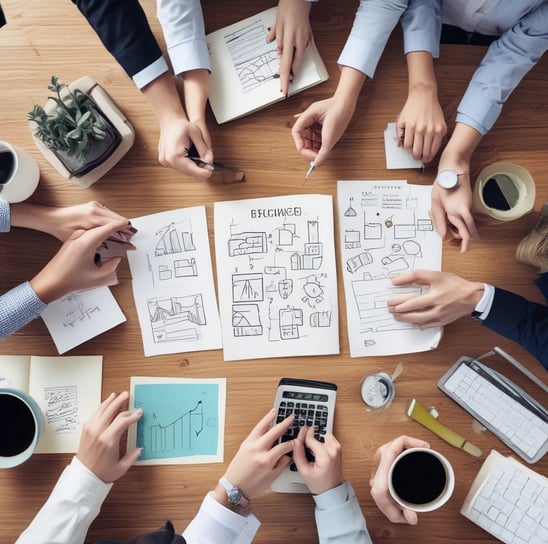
left=0, top=394, right=36, bottom=457
left=0, top=150, right=15, bottom=184
left=391, top=451, right=447, bottom=504
left=483, top=175, right=519, bottom=211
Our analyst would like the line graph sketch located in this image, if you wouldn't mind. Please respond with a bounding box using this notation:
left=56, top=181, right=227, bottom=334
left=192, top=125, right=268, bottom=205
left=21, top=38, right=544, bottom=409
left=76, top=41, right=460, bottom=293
left=131, top=378, right=226, bottom=465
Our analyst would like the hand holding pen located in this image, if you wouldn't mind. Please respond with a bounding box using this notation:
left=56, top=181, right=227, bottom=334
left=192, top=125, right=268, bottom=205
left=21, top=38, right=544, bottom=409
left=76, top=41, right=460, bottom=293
left=185, top=143, right=245, bottom=184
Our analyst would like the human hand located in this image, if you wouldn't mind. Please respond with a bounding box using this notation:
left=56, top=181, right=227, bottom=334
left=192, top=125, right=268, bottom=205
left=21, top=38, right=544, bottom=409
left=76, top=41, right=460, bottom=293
left=387, top=269, right=485, bottom=327
left=217, top=409, right=295, bottom=501
left=292, top=426, right=343, bottom=495
left=369, top=435, right=430, bottom=525
left=396, top=86, right=446, bottom=163
left=267, top=0, right=312, bottom=95
left=292, top=95, right=357, bottom=167
left=30, top=219, right=130, bottom=303
left=76, top=391, right=143, bottom=484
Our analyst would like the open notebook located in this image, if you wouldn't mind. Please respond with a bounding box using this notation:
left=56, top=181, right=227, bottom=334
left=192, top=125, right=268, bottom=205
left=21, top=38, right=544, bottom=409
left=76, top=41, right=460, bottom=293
left=206, top=6, right=328, bottom=123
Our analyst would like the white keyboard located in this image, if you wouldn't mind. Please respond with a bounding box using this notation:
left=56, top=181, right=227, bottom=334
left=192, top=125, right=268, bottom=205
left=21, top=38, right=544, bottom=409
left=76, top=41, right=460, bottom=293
left=461, top=450, right=548, bottom=544
left=438, top=357, right=548, bottom=463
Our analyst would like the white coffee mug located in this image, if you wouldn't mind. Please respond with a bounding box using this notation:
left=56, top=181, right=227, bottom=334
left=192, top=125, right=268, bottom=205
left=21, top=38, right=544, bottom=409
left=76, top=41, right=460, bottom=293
left=0, top=388, right=45, bottom=468
left=0, top=141, right=40, bottom=203
left=388, top=447, right=455, bottom=512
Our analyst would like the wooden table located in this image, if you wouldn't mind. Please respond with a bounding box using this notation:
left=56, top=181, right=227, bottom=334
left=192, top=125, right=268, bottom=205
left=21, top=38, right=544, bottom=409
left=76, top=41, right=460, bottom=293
left=1, top=1, right=546, bottom=542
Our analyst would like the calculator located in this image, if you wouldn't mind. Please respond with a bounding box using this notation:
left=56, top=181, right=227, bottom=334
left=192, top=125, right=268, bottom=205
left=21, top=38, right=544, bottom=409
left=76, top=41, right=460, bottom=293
left=271, top=377, right=338, bottom=493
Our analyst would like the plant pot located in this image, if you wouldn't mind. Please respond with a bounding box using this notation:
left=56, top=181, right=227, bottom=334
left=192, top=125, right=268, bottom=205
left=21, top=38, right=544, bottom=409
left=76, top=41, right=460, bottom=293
left=29, top=76, right=135, bottom=188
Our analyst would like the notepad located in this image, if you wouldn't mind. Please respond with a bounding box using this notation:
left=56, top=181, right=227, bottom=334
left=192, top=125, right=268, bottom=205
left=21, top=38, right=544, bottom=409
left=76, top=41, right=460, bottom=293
left=0, top=355, right=102, bottom=453
left=206, top=7, right=329, bottom=124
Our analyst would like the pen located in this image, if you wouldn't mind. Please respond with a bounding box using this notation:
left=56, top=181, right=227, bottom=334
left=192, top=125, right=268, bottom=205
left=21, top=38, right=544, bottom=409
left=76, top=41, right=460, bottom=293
left=305, top=161, right=316, bottom=180
left=406, top=398, right=482, bottom=457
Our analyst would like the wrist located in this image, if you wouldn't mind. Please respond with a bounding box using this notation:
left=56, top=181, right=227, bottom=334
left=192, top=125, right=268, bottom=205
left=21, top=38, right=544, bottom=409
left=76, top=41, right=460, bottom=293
left=215, top=476, right=250, bottom=513
left=467, top=281, right=485, bottom=311
left=334, top=66, right=365, bottom=103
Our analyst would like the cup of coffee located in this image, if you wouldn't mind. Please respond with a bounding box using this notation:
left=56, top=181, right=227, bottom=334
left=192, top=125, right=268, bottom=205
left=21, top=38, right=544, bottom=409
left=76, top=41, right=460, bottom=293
left=0, top=389, right=44, bottom=468
left=472, top=162, right=535, bottom=223
left=388, top=447, right=454, bottom=512
left=0, top=141, right=40, bottom=203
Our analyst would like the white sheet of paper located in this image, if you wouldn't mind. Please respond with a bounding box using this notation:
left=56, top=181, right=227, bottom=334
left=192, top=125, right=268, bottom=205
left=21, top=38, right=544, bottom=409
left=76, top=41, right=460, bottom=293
left=0, top=355, right=31, bottom=390
left=384, top=122, right=423, bottom=170
left=127, top=206, right=222, bottom=356
left=28, top=355, right=102, bottom=453
left=338, top=180, right=442, bottom=356
left=214, top=194, right=339, bottom=361
left=41, top=287, right=126, bottom=354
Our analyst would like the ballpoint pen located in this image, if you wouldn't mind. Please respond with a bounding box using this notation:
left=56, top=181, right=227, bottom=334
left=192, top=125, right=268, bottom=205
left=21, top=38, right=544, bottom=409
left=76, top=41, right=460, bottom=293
left=406, top=398, right=482, bottom=457
left=185, top=145, right=245, bottom=184
left=305, top=161, right=316, bottom=181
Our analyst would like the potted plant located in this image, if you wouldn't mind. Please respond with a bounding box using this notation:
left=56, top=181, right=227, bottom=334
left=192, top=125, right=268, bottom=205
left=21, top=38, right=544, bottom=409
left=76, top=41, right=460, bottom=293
left=28, top=75, right=135, bottom=188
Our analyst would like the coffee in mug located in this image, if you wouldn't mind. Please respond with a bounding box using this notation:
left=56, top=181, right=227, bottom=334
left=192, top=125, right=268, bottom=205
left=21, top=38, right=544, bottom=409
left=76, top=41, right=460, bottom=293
left=388, top=447, right=454, bottom=512
left=0, top=141, right=40, bottom=203
left=0, top=389, right=44, bottom=468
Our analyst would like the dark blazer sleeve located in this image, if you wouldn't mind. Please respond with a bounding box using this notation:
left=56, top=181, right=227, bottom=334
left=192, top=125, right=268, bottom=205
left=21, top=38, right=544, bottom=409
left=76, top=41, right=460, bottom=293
left=72, top=0, right=163, bottom=78
left=481, top=287, right=548, bottom=370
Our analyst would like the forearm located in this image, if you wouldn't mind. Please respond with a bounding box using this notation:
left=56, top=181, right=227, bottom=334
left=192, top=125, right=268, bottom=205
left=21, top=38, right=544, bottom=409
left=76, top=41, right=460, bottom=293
left=182, top=69, right=209, bottom=124
left=333, top=67, right=367, bottom=107
left=142, top=72, right=188, bottom=127
left=9, top=202, right=58, bottom=235
left=440, top=123, right=482, bottom=167
left=406, top=51, right=437, bottom=96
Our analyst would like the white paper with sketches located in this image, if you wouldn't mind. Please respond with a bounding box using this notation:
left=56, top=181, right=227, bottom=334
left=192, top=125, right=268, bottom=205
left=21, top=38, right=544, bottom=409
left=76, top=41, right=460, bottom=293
left=41, top=286, right=126, bottom=354
left=127, top=206, right=222, bottom=356
left=337, top=180, right=442, bottom=357
left=214, top=194, right=339, bottom=361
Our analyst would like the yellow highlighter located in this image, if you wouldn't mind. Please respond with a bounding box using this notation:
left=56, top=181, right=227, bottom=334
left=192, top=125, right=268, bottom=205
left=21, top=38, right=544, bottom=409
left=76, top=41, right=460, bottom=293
left=406, top=398, right=482, bottom=458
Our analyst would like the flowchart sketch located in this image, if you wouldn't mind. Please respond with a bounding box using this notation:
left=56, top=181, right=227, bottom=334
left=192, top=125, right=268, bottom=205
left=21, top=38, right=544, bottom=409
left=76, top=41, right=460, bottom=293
left=128, top=377, right=226, bottom=465
left=127, top=207, right=222, bottom=356
left=214, top=194, right=339, bottom=361
left=337, top=181, right=442, bottom=357
left=41, top=286, right=126, bottom=354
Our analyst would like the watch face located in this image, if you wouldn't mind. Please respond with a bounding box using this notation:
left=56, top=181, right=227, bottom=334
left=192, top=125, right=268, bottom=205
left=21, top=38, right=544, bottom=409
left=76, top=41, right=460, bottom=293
left=228, top=487, right=243, bottom=505
left=437, top=169, right=459, bottom=189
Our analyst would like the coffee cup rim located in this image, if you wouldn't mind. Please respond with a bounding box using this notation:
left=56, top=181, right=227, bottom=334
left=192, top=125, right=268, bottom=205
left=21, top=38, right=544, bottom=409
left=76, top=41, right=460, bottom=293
left=388, top=447, right=455, bottom=512
left=0, top=388, right=44, bottom=469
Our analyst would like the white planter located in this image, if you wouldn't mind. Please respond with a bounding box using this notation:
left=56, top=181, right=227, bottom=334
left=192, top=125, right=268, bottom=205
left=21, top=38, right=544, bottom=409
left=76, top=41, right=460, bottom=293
left=29, top=76, right=135, bottom=188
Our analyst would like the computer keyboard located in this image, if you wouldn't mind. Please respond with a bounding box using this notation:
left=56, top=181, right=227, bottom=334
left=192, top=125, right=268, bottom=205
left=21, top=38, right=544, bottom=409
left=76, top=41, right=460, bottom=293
left=461, top=450, right=548, bottom=544
left=438, top=357, right=548, bottom=464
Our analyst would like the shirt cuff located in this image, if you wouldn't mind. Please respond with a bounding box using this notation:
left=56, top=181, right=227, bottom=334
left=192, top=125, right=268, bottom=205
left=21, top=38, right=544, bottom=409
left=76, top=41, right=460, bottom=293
left=132, top=57, right=170, bottom=90
left=403, top=30, right=439, bottom=57
left=66, top=457, right=113, bottom=505
left=168, top=39, right=210, bottom=77
left=182, top=492, right=260, bottom=544
left=473, top=283, right=495, bottom=320
left=0, top=199, right=10, bottom=232
left=457, top=90, right=502, bottom=135
left=338, top=35, right=381, bottom=78
left=313, top=481, right=351, bottom=510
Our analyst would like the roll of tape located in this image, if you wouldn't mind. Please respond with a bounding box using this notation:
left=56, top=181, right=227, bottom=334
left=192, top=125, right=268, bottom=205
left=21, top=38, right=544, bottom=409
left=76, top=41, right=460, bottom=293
left=472, top=162, right=536, bottom=222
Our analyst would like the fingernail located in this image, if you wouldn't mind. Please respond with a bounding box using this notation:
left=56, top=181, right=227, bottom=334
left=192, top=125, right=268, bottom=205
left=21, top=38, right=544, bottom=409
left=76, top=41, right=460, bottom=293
left=129, top=226, right=138, bottom=233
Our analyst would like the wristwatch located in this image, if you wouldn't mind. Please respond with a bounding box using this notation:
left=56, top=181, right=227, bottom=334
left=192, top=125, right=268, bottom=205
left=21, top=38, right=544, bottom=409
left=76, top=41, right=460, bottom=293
left=436, top=169, right=468, bottom=189
left=219, top=476, right=250, bottom=510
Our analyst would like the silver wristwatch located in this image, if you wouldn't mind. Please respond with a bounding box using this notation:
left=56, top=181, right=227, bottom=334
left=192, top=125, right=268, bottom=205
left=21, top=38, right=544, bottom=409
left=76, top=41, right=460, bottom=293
left=436, top=169, right=468, bottom=189
left=219, top=476, right=250, bottom=509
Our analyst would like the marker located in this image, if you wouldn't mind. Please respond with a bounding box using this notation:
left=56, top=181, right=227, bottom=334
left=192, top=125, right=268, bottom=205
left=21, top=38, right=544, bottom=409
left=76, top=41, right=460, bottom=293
left=305, top=161, right=316, bottom=180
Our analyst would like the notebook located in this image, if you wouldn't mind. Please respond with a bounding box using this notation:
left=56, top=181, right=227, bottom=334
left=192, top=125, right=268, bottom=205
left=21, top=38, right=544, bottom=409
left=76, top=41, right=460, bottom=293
left=206, top=7, right=328, bottom=123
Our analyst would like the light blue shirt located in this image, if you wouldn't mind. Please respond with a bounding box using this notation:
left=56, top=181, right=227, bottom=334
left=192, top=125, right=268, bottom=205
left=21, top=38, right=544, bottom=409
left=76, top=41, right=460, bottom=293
left=339, top=0, right=548, bottom=134
left=0, top=200, right=47, bottom=340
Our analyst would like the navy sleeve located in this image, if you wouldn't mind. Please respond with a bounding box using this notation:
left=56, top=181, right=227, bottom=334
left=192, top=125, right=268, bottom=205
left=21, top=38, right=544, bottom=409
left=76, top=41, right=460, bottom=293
left=481, top=287, right=548, bottom=370
left=72, top=0, right=163, bottom=78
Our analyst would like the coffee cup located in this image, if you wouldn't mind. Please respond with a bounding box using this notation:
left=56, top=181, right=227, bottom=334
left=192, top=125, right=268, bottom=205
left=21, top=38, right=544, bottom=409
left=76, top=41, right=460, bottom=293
left=0, top=388, right=44, bottom=468
left=388, top=447, right=454, bottom=512
left=0, top=141, right=40, bottom=203
left=472, top=162, right=535, bottom=223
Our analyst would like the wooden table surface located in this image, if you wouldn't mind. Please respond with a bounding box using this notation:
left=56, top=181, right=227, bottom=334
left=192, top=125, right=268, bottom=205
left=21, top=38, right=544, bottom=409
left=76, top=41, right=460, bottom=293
left=1, top=1, right=546, bottom=542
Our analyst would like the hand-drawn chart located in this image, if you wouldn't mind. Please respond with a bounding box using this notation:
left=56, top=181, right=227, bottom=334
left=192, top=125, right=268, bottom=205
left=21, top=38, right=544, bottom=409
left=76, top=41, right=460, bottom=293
left=338, top=181, right=442, bottom=357
left=215, top=195, right=339, bottom=361
left=127, top=207, right=222, bottom=357
left=40, top=286, right=126, bottom=354
left=129, top=377, right=226, bottom=465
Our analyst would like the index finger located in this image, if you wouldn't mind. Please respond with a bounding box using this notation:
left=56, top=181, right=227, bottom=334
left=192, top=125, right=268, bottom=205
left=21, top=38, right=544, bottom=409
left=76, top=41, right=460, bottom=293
left=278, top=47, right=294, bottom=95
